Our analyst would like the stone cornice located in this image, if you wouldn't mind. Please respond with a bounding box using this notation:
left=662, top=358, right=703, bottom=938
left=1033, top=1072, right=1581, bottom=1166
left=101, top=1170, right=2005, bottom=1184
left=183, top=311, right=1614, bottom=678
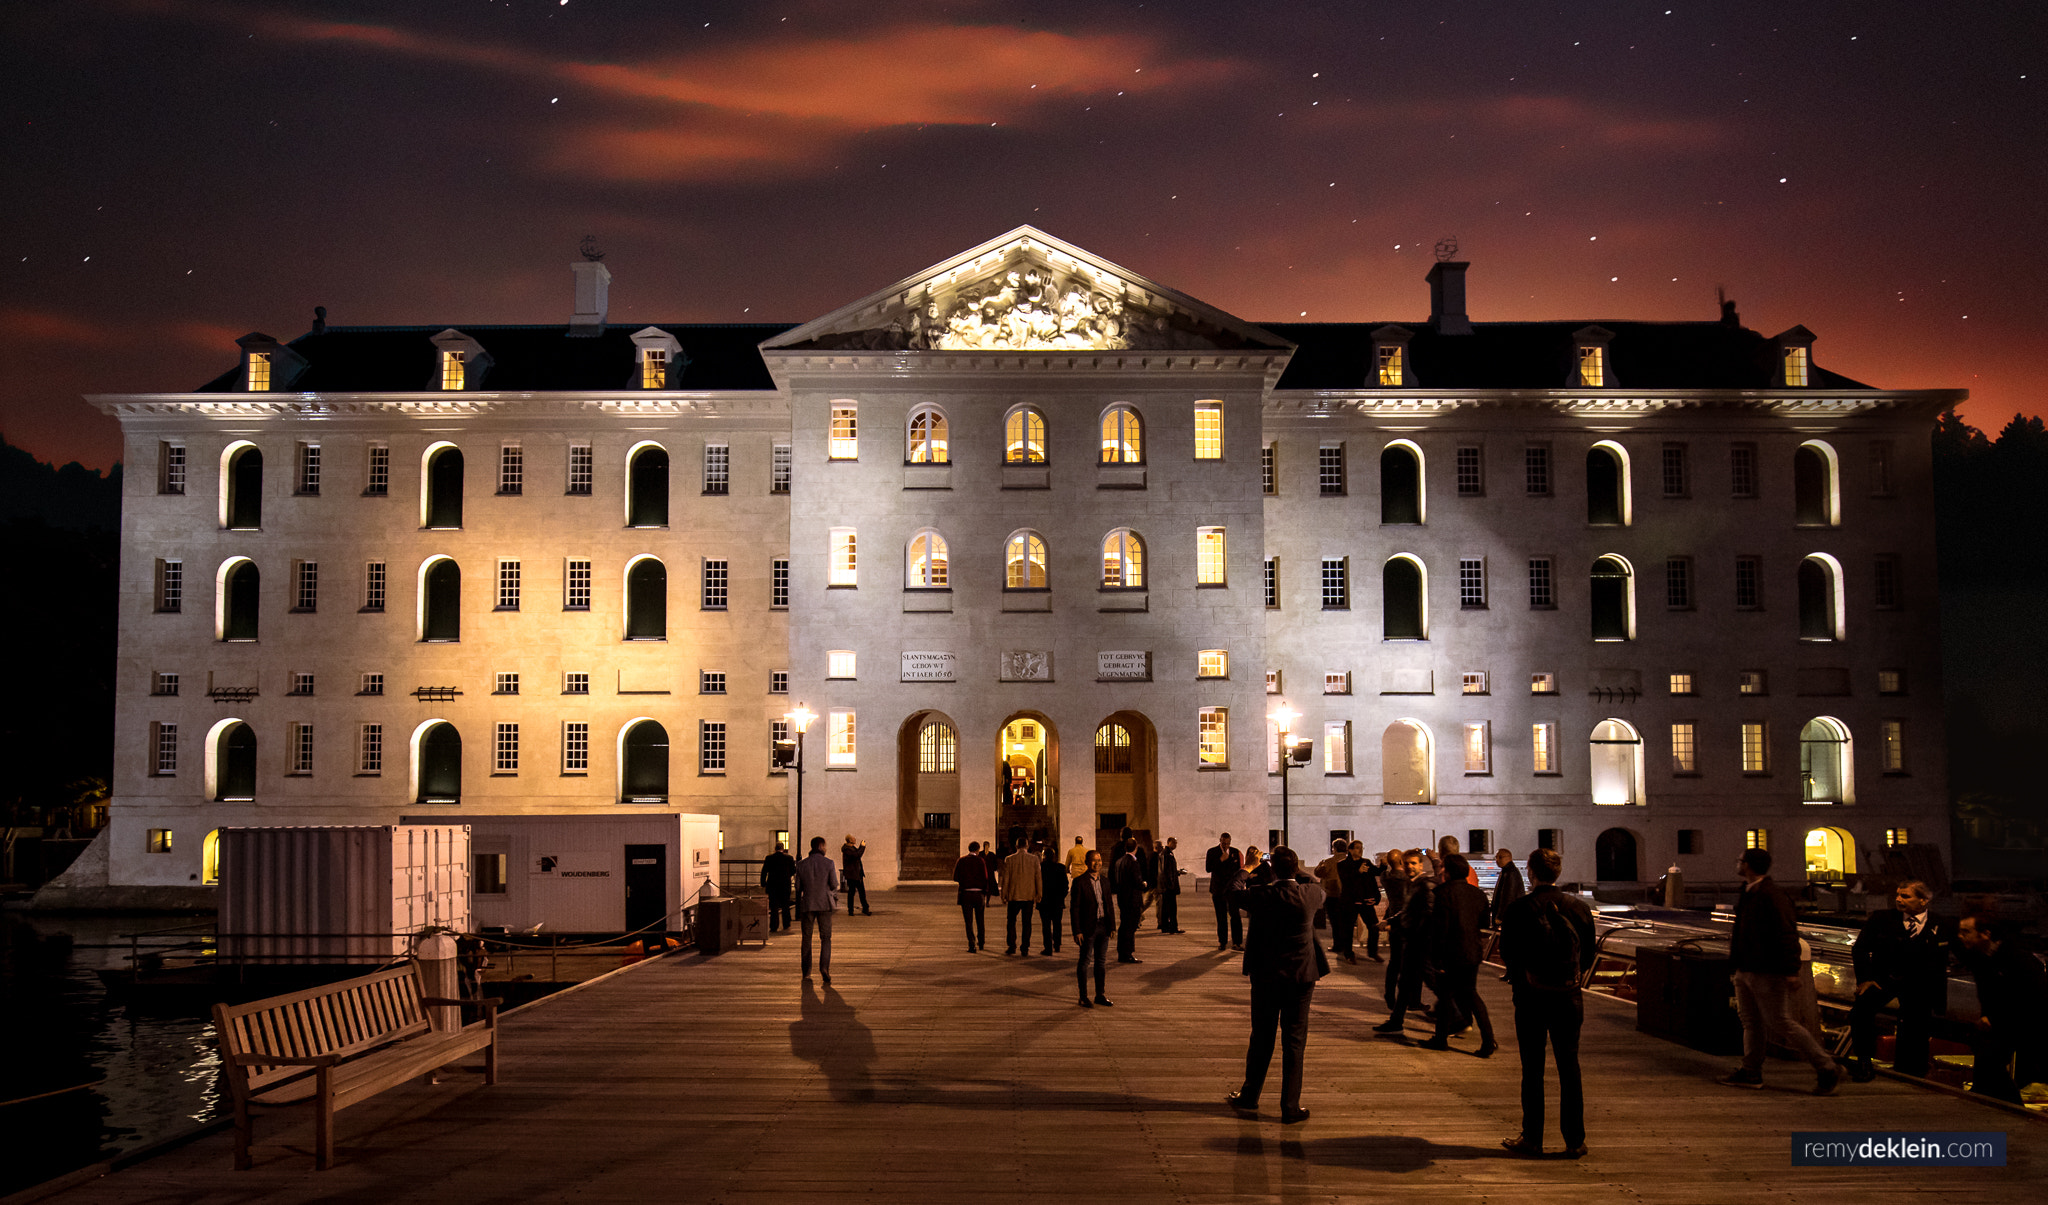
left=1264, top=388, right=1965, bottom=419
left=88, top=391, right=789, bottom=419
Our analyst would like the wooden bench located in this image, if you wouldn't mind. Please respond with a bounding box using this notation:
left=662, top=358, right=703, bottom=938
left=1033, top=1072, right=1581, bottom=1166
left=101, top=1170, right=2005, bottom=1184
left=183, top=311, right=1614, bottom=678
left=213, top=961, right=499, bottom=1169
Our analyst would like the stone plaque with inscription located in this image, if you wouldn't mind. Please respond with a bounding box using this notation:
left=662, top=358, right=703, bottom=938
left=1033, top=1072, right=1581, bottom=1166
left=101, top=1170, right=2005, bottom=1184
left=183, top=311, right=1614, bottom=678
left=901, top=651, right=956, bottom=682
left=1097, top=651, right=1151, bottom=681
left=1000, top=650, right=1054, bottom=682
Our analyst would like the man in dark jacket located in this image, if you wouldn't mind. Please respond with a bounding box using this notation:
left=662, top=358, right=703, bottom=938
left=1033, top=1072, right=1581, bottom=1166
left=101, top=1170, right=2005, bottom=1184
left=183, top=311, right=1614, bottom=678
left=1113, top=840, right=1148, bottom=962
left=952, top=842, right=994, bottom=953
left=1374, top=850, right=1436, bottom=1033
left=1421, top=854, right=1497, bottom=1056
left=1206, top=833, right=1245, bottom=949
left=1070, top=850, right=1117, bottom=1007
left=1225, top=847, right=1326, bottom=1124
left=840, top=835, right=870, bottom=916
left=759, top=842, right=796, bottom=933
left=1337, top=841, right=1383, bottom=961
left=1498, top=847, right=1596, bottom=1159
left=1847, top=879, right=1952, bottom=1080
left=1720, top=848, right=1842, bottom=1094
left=1957, top=912, right=2046, bottom=1103
left=1155, top=837, right=1186, bottom=933
left=1039, top=843, right=1070, bottom=954
left=1380, top=850, right=1409, bottom=1003
left=1489, top=848, right=1526, bottom=928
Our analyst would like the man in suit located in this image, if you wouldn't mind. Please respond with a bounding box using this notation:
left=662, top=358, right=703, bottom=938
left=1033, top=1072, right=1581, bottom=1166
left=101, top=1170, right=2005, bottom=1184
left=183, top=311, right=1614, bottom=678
left=759, top=842, right=796, bottom=933
left=1498, top=847, right=1597, bottom=1159
left=1720, top=848, right=1842, bottom=1094
left=795, top=836, right=839, bottom=984
left=1039, top=843, right=1070, bottom=954
left=1338, top=841, right=1383, bottom=962
left=1155, top=837, right=1186, bottom=933
left=1847, top=879, right=1952, bottom=1080
left=1489, top=848, right=1526, bottom=929
left=952, top=841, right=993, bottom=953
left=1374, top=850, right=1437, bottom=1033
left=1225, top=846, right=1326, bottom=1124
left=1420, top=854, right=1497, bottom=1056
left=1207, top=833, right=1245, bottom=950
left=1113, top=838, right=1148, bottom=962
left=1956, top=912, right=2046, bottom=1103
left=1070, top=850, right=1117, bottom=1007
left=1000, top=839, right=1043, bottom=955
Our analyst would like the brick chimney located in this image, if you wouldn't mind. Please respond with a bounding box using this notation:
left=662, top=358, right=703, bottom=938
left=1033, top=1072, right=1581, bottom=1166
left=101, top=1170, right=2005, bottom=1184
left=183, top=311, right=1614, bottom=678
left=570, top=260, right=611, bottom=337
left=1427, top=261, right=1472, bottom=335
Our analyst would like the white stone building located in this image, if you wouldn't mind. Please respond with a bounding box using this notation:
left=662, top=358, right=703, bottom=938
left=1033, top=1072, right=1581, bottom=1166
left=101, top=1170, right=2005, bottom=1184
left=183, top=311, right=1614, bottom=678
left=87, top=228, right=1959, bottom=895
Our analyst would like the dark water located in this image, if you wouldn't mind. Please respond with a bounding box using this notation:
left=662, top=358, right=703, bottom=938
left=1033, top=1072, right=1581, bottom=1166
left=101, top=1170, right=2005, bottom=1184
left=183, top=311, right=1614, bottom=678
left=0, top=912, right=222, bottom=1196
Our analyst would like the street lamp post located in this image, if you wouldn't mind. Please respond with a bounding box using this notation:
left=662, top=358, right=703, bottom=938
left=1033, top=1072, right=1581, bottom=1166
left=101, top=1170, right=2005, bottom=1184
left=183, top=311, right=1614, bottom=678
left=1270, top=703, right=1304, bottom=850
left=783, top=703, right=817, bottom=852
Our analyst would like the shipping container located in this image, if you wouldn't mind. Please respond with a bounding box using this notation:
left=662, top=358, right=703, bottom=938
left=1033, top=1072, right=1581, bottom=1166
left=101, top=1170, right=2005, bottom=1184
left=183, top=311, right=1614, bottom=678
left=217, top=825, right=471, bottom=963
left=401, top=813, right=718, bottom=935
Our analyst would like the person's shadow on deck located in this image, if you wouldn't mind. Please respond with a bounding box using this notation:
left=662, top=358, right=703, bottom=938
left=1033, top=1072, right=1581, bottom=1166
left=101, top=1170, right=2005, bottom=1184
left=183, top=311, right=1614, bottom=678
left=1210, top=1132, right=1500, bottom=1174
left=790, top=980, right=876, bottom=1102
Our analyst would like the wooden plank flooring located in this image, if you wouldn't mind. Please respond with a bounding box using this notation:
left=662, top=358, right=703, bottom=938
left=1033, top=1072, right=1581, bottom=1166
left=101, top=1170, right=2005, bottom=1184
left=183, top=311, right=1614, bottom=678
left=34, top=891, right=2042, bottom=1204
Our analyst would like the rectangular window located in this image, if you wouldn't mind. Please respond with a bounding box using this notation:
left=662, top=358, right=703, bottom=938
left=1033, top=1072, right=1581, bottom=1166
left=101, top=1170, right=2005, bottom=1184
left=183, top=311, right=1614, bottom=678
left=497, top=559, right=521, bottom=610
left=770, top=670, right=789, bottom=694
left=152, top=722, right=178, bottom=775
left=564, top=672, right=589, bottom=695
left=1734, top=556, right=1762, bottom=609
left=770, top=720, right=791, bottom=771
left=152, top=671, right=179, bottom=696
left=1455, top=446, right=1483, bottom=497
left=1320, top=558, right=1348, bottom=609
left=439, top=349, right=465, bottom=390
left=562, top=722, right=589, bottom=772
left=1264, top=670, right=1280, bottom=694
left=1783, top=345, right=1810, bottom=387
left=1877, top=668, right=1905, bottom=695
left=1885, top=827, right=1910, bottom=847
left=475, top=852, right=508, bottom=895
left=1461, top=671, right=1487, bottom=695
left=494, top=672, right=518, bottom=695
left=1263, top=558, right=1278, bottom=609
left=1671, top=722, right=1697, bottom=774
left=1738, top=669, right=1766, bottom=696
left=493, top=723, right=518, bottom=773
left=1196, top=526, right=1227, bottom=585
left=771, top=558, right=791, bottom=608
left=1318, top=444, right=1345, bottom=495
left=1193, top=402, right=1223, bottom=459
left=1324, top=670, right=1350, bottom=695
left=1531, top=672, right=1557, bottom=695
left=641, top=346, right=667, bottom=389
left=156, top=558, right=183, bottom=613
left=1376, top=343, right=1404, bottom=386
left=567, top=444, right=593, bottom=495
left=1869, top=441, right=1895, bottom=496
left=497, top=444, right=523, bottom=495
left=1874, top=555, right=1902, bottom=609
left=565, top=559, right=592, bottom=610
left=1661, top=444, right=1689, bottom=498
left=147, top=829, right=173, bottom=854
left=1745, top=828, right=1768, bottom=851
left=701, top=671, right=726, bottom=694
left=829, top=405, right=859, bottom=459
left=1666, top=557, right=1692, bottom=609
left=828, top=710, right=856, bottom=767
left=1458, top=557, right=1486, bottom=608
left=1532, top=722, right=1556, bottom=774
left=1578, top=345, right=1606, bottom=387
left=829, top=529, right=857, bottom=586
left=1881, top=720, right=1906, bottom=772
left=292, top=560, right=318, bottom=611
left=288, top=672, right=315, bottom=696
left=1730, top=443, right=1758, bottom=498
left=703, top=444, right=730, bottom=495
left=1197, top=707, right=1229, bottom=767
left=1741, top=722, right=1769, bottom=773
left=771, top=443, right=792, bottom=493
left=159, top=443, right=186, bottom=494
left=1524, top=445, right=1551, bottom=495
left=1527, top=558, right=1555, bottom=609
left=295, top=442, right=321, bottom=495
left=701, top=721, right=727, bottom=773
left=1324, top=721, right=1351, bottom=774
left=1676, top=829, right=1702, bottom=855
left=360, top=672, right=384, bottom=696
left=1463, top=722, right=1491, bottom=774
left=1261, top=445, right=1276, bottom=495
left=1197, top=649, right=1228, bottom=679
left=702, top=559, right=729, bottom=610
left=290, top=723, right=314, bottom=774
left=365, top=444, right=390, bottom=496
left=363, top=560, right=386, bottom=612
left=1669, top=672, right=1694, bottom=695
left=827, top=650, right=856, bottom=679
left=359, top=724, right=383, bottom=774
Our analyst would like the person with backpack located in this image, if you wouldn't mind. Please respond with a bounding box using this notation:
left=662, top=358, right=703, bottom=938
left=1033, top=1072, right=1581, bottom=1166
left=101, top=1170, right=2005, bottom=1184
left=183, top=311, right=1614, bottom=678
left=1498, top=847, right=1596, bottom=1159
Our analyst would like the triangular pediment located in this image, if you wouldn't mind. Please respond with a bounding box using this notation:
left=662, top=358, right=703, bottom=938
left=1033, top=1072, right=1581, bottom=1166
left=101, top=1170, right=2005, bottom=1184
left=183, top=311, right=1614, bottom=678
left=762, top=226, right=1290, bottom=354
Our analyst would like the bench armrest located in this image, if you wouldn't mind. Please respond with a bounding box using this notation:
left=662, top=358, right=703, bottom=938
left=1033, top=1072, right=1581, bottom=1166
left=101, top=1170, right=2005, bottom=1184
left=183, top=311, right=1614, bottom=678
left=420, top=997, right=503, bottom=1008
left=228, top=1052, right=342, bottom=1067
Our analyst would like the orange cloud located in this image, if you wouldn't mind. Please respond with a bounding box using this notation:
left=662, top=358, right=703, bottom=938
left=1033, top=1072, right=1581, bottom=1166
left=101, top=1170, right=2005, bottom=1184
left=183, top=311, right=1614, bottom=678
left=0, top=308, right=103, bottom=346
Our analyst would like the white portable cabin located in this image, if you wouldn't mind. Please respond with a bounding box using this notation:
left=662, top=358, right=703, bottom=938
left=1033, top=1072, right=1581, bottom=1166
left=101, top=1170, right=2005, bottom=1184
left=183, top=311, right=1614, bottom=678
left=401, top=813, right=719, bottom=935
left=217, top=825, right=471, bottom=963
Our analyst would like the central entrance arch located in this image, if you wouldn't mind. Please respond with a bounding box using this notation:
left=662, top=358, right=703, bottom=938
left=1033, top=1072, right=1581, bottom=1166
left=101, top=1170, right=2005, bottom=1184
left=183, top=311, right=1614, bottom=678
left=897, top=710, right=963, bottom=879
left=996, top=713, right=1059, bottom=847
left=1092, top=711, right=1158, bottom=848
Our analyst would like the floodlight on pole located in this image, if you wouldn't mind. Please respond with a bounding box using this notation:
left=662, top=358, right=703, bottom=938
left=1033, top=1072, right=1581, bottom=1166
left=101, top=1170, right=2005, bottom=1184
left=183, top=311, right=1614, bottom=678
left=784, top=702, right=817, bottom=853
left=1269, top=701, right=1304, bottom=850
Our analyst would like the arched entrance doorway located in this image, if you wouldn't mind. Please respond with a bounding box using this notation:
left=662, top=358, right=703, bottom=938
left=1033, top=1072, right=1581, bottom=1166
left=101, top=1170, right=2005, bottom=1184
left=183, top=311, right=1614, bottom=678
left=1799, top=717, right=1852, bottom=804
left=1595, top=827, right=1640, bottom=882
left=1804, top=826, right=1857, bottom=882
left=897, top=711, right=962, bottom=878
left=996, top=714, right=1058, bottom=847
left=1093, top=712, right=1157, bottom=848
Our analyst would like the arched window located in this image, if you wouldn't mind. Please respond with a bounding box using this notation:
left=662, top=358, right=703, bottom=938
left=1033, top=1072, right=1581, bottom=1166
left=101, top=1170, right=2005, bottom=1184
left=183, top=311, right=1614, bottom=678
left=1005, top=531, right=1048, bottom=589
left=223, top=443, right=263, bottom=529
left=1589, top=719, right=1644, bottom=806
left=421, top=557, right=460, bottom=642
left=918, top=721, right=958, bottom=773
left=907, top=407, right=949, bottom=464
left=1586, top=442, right=1629, bottom=525
left=1005, top=406, right=1047, bottom=464
left=907, top=530, right=949, bottom=589
left=424, top=444, right=463, bottom=529
left=1590, top=555, right=1634, bottom=641
left=213, top=721, right=257, bottom=801
left=1095, top=722, right=1133, bottom=773
left=1798, top=554, right=1843, bottom=641
left=220, top=558, right=260, bottom=641
left=1794, top=441, right=1838, bottom=526
left=628, top=444, right=669, bottom=528
left=1382, top=720, right=1433, bottom=804
left=621, top=720, right=670, bottom=802
left=626, top=557, right=666, bottom=640
left=1100, top=406, right=1143, bottom=464
left=1382, top=555, right=1426, bottom=640
left=202, top=828, right=223, bottom=885
left=415, top=722, right=461, bottom=804
left=1101, top=529, right=1145, bottom=589
left=1595, top=828, right=1640, bottom=880
left=1380, top=441, right=1423, bottom=524
left=1800, top=717, right=1852, bottom=805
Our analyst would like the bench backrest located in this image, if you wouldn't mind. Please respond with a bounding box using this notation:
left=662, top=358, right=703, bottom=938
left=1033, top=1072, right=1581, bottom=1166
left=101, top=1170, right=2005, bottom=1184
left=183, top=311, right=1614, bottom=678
left=215, top=963, right=432, bottom=1093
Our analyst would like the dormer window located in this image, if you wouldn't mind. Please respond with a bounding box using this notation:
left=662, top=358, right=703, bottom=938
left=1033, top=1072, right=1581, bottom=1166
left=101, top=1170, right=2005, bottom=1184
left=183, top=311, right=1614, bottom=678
left=440, top=349, right=466, bottom=390
left=1773, top=326, right=1817, bottom=388
left=428, top=329, right=490, bottom=391
left=1571, top=325, right=1615, bottom=388
left=640, top=347, right=667, bottom=389
left=234, top=332, right=304, bottom=391
left=1783, top=346, right=1809, bottom=387
left=1371, top=325, right=1413, bottom=387
left=1377, top=346, right=1404, bottom=385
left=247, top=351, right=272, bottom=391
left=629, top=327, right=682, bottom=389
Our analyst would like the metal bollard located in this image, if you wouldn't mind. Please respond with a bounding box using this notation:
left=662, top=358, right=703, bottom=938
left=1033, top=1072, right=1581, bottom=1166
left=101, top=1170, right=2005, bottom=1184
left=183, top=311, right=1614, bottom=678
left=417, top=931, right=461, bottom=1033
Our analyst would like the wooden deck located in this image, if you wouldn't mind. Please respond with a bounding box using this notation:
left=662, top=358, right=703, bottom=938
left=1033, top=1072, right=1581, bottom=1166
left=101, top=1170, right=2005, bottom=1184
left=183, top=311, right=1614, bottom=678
left=34, top=890, right=2041, bottom=1204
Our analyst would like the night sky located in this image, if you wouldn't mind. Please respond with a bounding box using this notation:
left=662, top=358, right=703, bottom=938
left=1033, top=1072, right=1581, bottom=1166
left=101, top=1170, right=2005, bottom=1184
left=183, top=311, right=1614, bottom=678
left=5, top=0, right=2043, bottom=470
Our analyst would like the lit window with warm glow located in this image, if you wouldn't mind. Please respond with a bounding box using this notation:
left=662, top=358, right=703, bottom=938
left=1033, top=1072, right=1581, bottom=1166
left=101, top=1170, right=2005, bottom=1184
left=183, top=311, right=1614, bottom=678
left=1881, top=720, right=1906, bottom=772
left=829, top=528, right=857, bottom=586
left=1532, top=722, right=1556, bottom=773
left=1376, top=344, right=1404, bottom=386
left=1669, top=673, right=1694, bottom=695
left=640, top=347, right=667, bottom=389
left=908, top=407, right=949, bottom=463
left=1100, top=406, right=1143, bottom=464
left=1463, top=722, right=1490, bottom=774
left=1885, top=827, right=1910, bottom=847
left=828, top=710, right=856, bottom=767
left=907, top=530, right=949, bottom=588
left=1531, top=672, right=1557, bottom=695
left=1196, top=526, right=1226, bottom=585
left=1462, top=672, right=1487, bottom=695
left=1005, top=407, right=1046, bottom=464
left=1671, top=723, right=1697, bottom=773
left=1783, top=346, right=1810, bottom=387
left=1745, top=828, right=1768, bottom=851
left=827, top=650, right=856, bottom=679
left=440, top=349, right=465, bottom=390
left=1197, top=707, right=1229, bottom=767
left=247, top=351, right=272, bottom=391
left=1005, top=531, right=1048, bottom=589
left=1101, top=529, right=1144, bottom=588
left=1193, top=402, right=1223, bottom=460
left=1577, top=345, right=1605, bottom=387
left=1741, top=722, right=1769, bottom=773
left=1198, top=649, right=1228, bottom=678
left=1324, top=721, right=1350, bottom=774
left=829, top=404, right=858, bottom=459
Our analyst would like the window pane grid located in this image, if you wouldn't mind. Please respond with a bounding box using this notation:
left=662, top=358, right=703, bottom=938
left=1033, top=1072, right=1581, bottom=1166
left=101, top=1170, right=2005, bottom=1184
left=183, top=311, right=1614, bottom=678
left=359, top=724, right=382, bottom=774
left=1100, top=406, right=1142, bottom=463
left=154, top=723, right=178, bottom=774
left=771, top=443, right=792, bottom=492
left=1730, top=445, right=1757, bottom=498
left=1527, top=558, right=1554, bottom=608
left=828, top=710, right=856, bottom=766
left=364, top=561, right=386, bottom=611
left=158, top=559, right=183, bottom=612
left=1662, top=445, right=1688, bottom=497
left=161, top=444, right=186, bottom=494
left=565, top=559, right=592, bottom=610
left=1324, top=721, right=1350, bottom=774
left=704, top=444, right=730, bottom=494
left=1665, top=557, right=1691, bottom=608
left=1193, top=403, right=1222, bottom=460
left=1735, top=557, right=1762, bottom=608
left=567, top=445, right=593, bottom=495
left=366, top=445, right=390, bottom=496
left=1321, top=559, right=1347, bottom=609
left=1198, top=649, right=1228, bottom=678
left=829, top=405, right=859, bottom=459
left=499, top=445, right=523, bottom=495
left=1260, top=445, right=1275, bottom=495
left=294, top=561, right=319, bottom=611
left=296, top=443, right=321, bottom=494
left=701, top=721, right=726, bottom=772
left=918, top=723, right=957, bottom=773
left=1005, top=532, right=1047, bottom=589
left=1524, top=446, right=1551, bottom=495
left=830, top=530, right=858, bottom=586
left=1455, top=447, right=1482, bottom=496
left=772, top=558, right=791, bottom=607
left=497, top=560, right=521, bottom=610
left=563, top=722, right=589, bottom=771
left=1532, top=722, right=1556, bottom=773
left=702, top=559, right=728, bottom=609
left=1196, top=527, right=1226, bottom=585
left=1197, top=707, right=1228, bottom=766
left=1741, top=722, right=1768, bottom=773
left=494, top=723, right=519, bottom=772
left=291, top=723, right=314, bottom=774
left=1458, top=558, right=1485, bottom=607
left=1005, top=408, right=1047, bottom=464
left=1263, top=558, right=1277, bottom=608
left=1318, top=446, right=1345, bottom=495
left=907, top=411, right=949, bottom=464
left=1671, top=723, right=1696, bottom=773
